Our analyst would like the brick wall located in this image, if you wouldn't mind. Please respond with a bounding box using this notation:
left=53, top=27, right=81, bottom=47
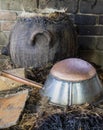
left=0, top=0, right=37, bottom=64
left=0, top=0, right=37, bottom=46
left=0, top=0, right=103, bottom=66
left=75, top=0, right=103, bottom=66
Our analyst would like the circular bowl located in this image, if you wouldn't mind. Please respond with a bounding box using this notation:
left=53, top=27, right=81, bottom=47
left=42, top=58, right=103, bottom=106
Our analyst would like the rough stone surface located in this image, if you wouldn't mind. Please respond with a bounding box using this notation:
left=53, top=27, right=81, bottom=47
left=3, top=31, right=10, bottom=39
left=39, top=0, right=78, bottom=13
left=0, top=32, right=8, bottom=45
left=99, top=16, right=103, bottom=24
left=96, top=37, right=103, bottom=50
left=79, top=50, right=103, bottom=66
left=80, top=0, right=103, bottom=14
left=77, top=25, right=103, bottom=35
left=75, top=15, right=97, bottom=25
left=0, top=0, right=103, bottom=66
left=0, top=0, right=37, bottom=11
left=1, top=21, right=15, bottom=31
left=0, top=11, right=17, bottom=21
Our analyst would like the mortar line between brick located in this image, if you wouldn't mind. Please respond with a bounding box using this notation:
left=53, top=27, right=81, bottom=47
left=0, top=1, right=1, bottom=10
left=0, top=10, right=22, bottom=13
left=78, top=35, right=103, bottom=37
left=74, top=24, right=103, bottom=27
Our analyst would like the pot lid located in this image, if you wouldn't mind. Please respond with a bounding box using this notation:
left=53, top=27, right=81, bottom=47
left=50, top=58, right=96, bottom=82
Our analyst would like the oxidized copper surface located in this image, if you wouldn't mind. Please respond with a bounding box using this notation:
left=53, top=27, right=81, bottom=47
left=51, top=58, right=96, bottom=81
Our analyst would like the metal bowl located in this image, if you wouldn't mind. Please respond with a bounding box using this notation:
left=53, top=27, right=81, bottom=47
left=42, top=58, right=103, bottom=106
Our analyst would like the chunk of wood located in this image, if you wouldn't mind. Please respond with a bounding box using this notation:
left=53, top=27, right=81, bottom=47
left=0, top=88, right=29, bottom=128
left=0, top=68, right=25, bottom=91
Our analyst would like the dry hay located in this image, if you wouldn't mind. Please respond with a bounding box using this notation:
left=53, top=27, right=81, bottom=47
left=1, top=61, right=103, bottom=130
left=19, top=8, right=67, bottom=18
left=33, top=110, right=103, bottom=130
left=0, top=57, right=13, bottom=71
left=25, top=63, right=53, bottom=84
left=18, top=10, right=70, bottom=25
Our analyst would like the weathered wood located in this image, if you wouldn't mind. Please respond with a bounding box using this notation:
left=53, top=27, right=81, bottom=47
left=0, top=88, right=29, bottom=129
left=1, top=70, right=42, bottom=89
left=0, top=68, right=25, bottom=91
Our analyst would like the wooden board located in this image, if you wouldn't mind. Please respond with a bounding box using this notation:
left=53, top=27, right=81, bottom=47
left=0, top=68, right=25, bottom=91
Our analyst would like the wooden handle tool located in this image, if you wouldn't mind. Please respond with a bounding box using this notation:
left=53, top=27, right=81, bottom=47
left=0, top=71, right=42, bottom=89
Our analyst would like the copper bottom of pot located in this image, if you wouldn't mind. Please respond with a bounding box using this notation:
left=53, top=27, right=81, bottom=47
left=51, top=58, right=96, bottom=82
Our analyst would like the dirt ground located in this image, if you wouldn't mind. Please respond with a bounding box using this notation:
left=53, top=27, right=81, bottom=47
left=0, top=57, right=103, bottom=130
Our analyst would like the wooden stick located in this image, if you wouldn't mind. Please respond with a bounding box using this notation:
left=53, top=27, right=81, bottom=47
left=0, top=71, right=42, bottom=89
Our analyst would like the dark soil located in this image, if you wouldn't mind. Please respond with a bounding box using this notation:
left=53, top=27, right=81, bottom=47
left=33, top=111, right=103, bottom=130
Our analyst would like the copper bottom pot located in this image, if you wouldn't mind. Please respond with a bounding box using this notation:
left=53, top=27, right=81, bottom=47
left=41, top=58, right=103, bottom=106
left=1, top=58, right=103, bottom=107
